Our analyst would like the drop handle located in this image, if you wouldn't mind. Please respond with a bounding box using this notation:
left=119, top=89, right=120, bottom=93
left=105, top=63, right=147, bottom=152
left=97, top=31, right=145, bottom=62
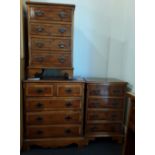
left=58, top=56, right=66, bottom=63
left=65, top=88, right=72, bottom=93
left=59, top=27, right=66, bottom=33
left=36, top=130, right=43, bottom=135
left=64, top=116, right=72, bottom=121
left=64, top=129, right=71, bottom=134
left=36, top=42, right=44, bottom=48
left=65, top=102, right=72, bottom=107
left=36, top=116, right=43, bottom=122
left=36, top=26, right=44, bottom=32
left=35, top=10, right=44, bottom=16
left=36, top=89, right=44, bottom=94
left=36, top=102, right=44, bottom=108
left=58, top=42, right=65, bottom=48
left=59, top=11, right=66, bottom=18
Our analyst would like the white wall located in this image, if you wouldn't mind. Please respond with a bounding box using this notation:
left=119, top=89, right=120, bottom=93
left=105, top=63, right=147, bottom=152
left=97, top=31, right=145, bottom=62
left=30, top=0, right=135, bottom=91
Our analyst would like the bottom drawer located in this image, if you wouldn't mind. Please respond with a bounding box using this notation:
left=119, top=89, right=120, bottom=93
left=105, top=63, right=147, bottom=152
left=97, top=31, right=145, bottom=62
left=86, top=123, right=123, bottom=134
left=26, top=125, right=82, bottom=139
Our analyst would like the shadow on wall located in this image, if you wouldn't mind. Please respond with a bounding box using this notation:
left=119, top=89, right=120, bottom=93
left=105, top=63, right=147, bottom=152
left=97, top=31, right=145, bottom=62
left=73, top=27, right=110, bottom=77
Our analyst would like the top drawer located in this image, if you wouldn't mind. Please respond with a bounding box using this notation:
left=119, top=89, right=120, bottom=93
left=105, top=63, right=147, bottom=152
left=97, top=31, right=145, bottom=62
left=29, top=6, right=74, bottom=22
left=25, top=84, right=54, bottom=97
left=87, top=84, right=126, bottom=97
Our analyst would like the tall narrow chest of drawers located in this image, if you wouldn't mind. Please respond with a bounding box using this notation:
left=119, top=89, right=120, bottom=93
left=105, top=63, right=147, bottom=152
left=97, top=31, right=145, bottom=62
left=23, top=78, right=85, bottom=149
left=85, top=78, right=127, bottom=143
left=26, top=2, right=75, bottom=79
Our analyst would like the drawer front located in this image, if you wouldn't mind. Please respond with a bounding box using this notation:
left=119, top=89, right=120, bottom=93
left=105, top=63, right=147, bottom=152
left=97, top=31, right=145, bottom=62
left=25, top=98, right=82, bottom=111
left=87, top=98, right=124, bottom=109
left=88, top=84, right=125, bottom=96
left=29, top=6, right=73, bottom=22
left=87, top=110, right=123, bottom=121
left=26, top=125, right=81, bottom=138
left=31, top=53, right=71, bottom=68
left=31, top=38, right=71, bottom=51
left=30, top=23, right=72, bottom=37
left=57, top=84, right=83, bottom=97
left=25, top=84, right=53, bottom=96
left=86, top=123, right=123, bottom=133
left=26, top=111, right=82, bottom=125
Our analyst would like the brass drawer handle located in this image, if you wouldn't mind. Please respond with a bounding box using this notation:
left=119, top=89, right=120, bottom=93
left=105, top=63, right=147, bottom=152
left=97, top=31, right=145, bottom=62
left=65, top=101, right=72, bottom=107
left=58, top=56, right=66, bottom=63
left=36, top=42, right=44, bottom=48
left=64, top=129, right=71, bottom=134
left=59, top=27, right=66, bottom=33
left=59, top=11, right=66, bottom=18
left=36, top=89, right=44, bottom=94
left=64, top=116, right=72, bottom=121
left=36, top=102, right=44, bottom=108
left=65, top=88, right=72, bottom=93
left=35, top=57, right=44, bottom=62
left=35, top=10, right=44, bottom=16
left=36, top=116, right=43, bottom=122
left=90, top=126, right=97, bottom=131
left=36, top=26, right=44, bottom=32
left=36, top=130, right=43, bottom=135
left=58, top=42, right=65, bottom=48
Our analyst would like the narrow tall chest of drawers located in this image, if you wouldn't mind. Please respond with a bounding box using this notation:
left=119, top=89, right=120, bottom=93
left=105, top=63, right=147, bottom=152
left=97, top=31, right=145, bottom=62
left=26, top=2, right=75, bottom=79
left=84, top=78, right=127, bottom=143
left=23, top=78, right=85, bottom=149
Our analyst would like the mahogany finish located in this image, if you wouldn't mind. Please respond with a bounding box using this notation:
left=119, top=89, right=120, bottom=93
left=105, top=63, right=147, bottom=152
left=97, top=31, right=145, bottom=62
left=26, top=2, right=75, bottom=78
left=23, top=78, right=85, bottom=149
left=85, top=78, right=127, bottom=143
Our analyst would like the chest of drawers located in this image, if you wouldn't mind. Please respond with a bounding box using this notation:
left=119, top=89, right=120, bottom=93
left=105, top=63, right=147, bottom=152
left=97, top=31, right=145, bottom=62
left=26, top=2, right=75, bottom=79
left=23, top=78, right=85, bottom=149
left=84, top=78, right=127, bottom=143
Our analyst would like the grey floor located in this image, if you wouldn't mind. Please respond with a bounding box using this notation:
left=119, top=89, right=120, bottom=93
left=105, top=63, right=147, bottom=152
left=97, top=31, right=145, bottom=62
left=21, top=138, right=122, bottom=155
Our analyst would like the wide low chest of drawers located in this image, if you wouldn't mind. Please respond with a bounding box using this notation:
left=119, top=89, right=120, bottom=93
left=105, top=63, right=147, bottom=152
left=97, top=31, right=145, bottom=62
left=23, top=78, right=85, bottom=149
left=26, top=2, right=75, bottom=79
left=84, top=78, right=127, bottom=143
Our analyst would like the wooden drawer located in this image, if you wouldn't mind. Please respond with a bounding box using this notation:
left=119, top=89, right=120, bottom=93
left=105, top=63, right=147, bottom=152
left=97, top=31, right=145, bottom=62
left=26, top=125, right=81, bottom=138
left=25, top=97, right=82, bottom=111
left=88, top=84, right=125, bottom=97
left=31, top=37, right=71, bottom=51
left=30, top=23, right=72, bottom=37
left=57, top=84, right=83, bottom=97
left=87, top=110, right=123, bottom=121
left=25, top=84, right=53, bottom=97
left=26, top=111, right=82, bottom=125
left=29, top=6, right=74, bottom=22
left=87, top=98, right=124, bottom=109
left=31, top=53, right=72, bottom=68
left=86, top=123, right=123, bottom=134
